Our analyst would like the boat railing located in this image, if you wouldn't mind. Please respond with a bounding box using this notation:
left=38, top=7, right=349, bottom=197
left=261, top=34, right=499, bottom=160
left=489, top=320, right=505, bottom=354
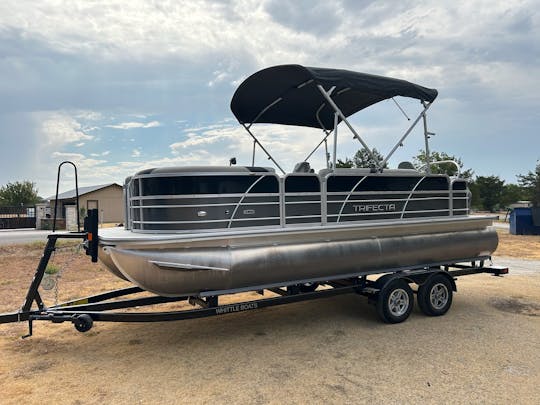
left=227, top=175, right=269, bottom=228
left=284, top=173, right=322, bottom=226
left=124, top=170, right=470, bottom=233
left=419, top=160, right=462, bottom=177
left=128, top=172, right=281, bottom=232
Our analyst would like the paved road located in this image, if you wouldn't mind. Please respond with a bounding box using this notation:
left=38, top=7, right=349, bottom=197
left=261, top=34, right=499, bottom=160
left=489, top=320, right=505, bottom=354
left=492, top=221, right=510, bottom=229
left=0, top=229, right=52, bottom=246
left=492, top=256, right=540, bottom=275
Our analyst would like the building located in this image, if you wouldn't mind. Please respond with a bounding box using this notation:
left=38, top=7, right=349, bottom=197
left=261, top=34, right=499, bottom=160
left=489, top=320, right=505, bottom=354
left=47, top=183, right=124, bottom=225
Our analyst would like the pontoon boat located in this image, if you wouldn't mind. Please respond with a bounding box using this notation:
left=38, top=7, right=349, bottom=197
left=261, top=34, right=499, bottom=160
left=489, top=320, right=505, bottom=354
left=98, top=65, right=497, bottom=297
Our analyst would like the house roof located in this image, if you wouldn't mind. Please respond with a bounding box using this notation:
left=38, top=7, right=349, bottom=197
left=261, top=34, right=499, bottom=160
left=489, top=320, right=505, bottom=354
left=47, top=183, right=122, bottom=201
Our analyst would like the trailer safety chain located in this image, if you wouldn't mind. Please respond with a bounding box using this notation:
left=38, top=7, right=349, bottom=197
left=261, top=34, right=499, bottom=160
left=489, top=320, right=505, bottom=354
left=47, top=243, right=84, bottom=306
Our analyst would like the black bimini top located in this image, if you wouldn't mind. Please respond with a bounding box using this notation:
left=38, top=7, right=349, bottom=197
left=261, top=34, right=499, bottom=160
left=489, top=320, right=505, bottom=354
left=230, top=64, right=438, bottom=130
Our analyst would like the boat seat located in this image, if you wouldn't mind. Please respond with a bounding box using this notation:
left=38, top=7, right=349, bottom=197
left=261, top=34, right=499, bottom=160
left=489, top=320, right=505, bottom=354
left=318, top=168, right=372, bottom=178
left=398, top=161, right=415, bottom=169
left=319, top=167, right=421, bottom=178
left=293, top=161, right=312, bottom=173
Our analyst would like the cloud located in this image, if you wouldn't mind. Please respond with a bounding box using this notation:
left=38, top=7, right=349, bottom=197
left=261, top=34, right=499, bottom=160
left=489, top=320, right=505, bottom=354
left=0, top=0, right=539, bottom=197
left=131, top=148, right=142, bottom=157
left=208, top=70, right=230, bottom=87
left=264, top=0, right=344, bottom=36
left=106, top=121, right=161, bottom=129
left=51, top=151, right=106, bottom=166
left=171, top=126, right=238, bottom=151
left=40, top=113, right=94, bottom=146
left=90, top=150, right=111, bottom=157
left=170, top=121, right=333, bottom=172
left=74, top=110, right=104, bottom=121
left=0, top=0, right=246, bottom=60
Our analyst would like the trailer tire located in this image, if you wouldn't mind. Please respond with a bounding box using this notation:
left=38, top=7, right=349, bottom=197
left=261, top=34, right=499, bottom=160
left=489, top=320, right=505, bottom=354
left=376, top=278, right=414, bottom=324
left=417, top=274, right=453, bottom=316
left=73, top=314, right=93, bottom=333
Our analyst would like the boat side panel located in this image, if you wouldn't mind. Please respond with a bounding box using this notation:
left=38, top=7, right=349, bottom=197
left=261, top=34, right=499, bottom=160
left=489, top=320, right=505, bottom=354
left=129, top=173, right=281, bottom=231
left=123, top=169, right=469, bottom=233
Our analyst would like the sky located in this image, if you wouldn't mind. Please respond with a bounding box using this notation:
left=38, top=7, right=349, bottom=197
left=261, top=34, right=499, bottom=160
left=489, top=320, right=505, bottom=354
left=0, top=0, right=539, bottom=198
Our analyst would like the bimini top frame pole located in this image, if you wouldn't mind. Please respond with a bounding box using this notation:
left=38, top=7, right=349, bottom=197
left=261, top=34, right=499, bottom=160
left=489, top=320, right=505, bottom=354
left=379, top=101, right=433, bottom=169
left=243, top=121, right=286, bottom=175
left=316, top=84, right=381, bottom=170
left=303, top=127, right=333, bottom=168
left=243, top=96, right=286, bottom=174
left=422, top=100, right=434, bottom=174
left=303, top=101, right=339, bottom=168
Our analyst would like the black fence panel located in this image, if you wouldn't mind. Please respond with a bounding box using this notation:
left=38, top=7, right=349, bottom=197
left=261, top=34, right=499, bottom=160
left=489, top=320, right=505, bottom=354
left=0, top=206, right=36, bottom=229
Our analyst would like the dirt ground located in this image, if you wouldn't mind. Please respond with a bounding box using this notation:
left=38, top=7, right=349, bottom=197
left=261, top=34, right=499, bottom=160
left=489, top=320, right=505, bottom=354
left=0, top=231, right=539, bottom=404
left=495, top=229, right=540, bottom=259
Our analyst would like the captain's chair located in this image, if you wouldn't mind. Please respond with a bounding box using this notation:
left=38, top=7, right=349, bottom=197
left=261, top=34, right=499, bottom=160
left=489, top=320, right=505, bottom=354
left=398, top=161, right=415, bottom=169
left=293, top=161, right=312, bottom=173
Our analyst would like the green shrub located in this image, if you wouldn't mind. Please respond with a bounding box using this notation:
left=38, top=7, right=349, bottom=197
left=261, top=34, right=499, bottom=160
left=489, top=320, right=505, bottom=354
left=45, top=264, right=60, bottom=275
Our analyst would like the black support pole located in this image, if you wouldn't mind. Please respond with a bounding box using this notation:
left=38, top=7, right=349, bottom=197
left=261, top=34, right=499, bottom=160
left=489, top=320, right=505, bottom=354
left=84, top=209, right=99, bottom=262
left=21, top=235, right=58, bottom=312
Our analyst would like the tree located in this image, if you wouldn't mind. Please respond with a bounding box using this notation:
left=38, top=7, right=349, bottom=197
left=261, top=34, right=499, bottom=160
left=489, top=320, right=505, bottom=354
left=471, top=176, right=505, bottom=212
left=335, top=158, right=353, bottom=168
left=517, top=162, right=540, bottom=207
left=467, top=181, right=482, bottom=209
left=0, top=181, right=41, bottom=206
left=500, top=184, right=527, bottom=209
left=413, top=150, right=474, bottom=180
left=337, top=147, right=388, bottom=169
left=352, top=148, right=388, bottom=169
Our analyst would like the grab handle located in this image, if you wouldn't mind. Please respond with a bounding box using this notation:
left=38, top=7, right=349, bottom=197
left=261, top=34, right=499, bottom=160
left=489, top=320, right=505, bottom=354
left=52, top=161, right=80, bottom=232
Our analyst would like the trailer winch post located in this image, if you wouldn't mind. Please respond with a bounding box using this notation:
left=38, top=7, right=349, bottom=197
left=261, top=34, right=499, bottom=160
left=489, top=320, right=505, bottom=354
left=21, top=235, right=57, bottom=313
left=84, top=209, right=99, bottom=262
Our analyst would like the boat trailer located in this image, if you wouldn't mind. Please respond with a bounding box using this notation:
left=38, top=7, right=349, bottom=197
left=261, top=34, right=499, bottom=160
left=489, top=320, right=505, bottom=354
left=0, top=207, right=508, bottom=337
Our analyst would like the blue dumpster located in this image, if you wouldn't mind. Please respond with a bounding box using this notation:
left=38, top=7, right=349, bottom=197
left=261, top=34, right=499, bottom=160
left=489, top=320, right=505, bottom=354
left=510, top=207, right=540, bottom=235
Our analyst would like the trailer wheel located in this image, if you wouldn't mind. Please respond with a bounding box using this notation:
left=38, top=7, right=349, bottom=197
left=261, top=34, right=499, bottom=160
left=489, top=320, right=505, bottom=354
left=376, top=278, right=414, bottom=324
left=73, top=314, right=93, bottom=333
left=417, top=274, right=453, bottom=316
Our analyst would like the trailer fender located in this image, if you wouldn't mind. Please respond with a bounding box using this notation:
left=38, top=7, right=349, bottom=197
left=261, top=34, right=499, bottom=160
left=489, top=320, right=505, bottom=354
left=414, top=271, right=457, bottom=292
left=374, top=273, right=415, bottom=289
left=368, top=273, right=416, bottom=305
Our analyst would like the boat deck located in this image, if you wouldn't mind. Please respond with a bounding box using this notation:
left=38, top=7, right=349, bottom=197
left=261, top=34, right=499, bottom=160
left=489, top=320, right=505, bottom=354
left=99, top=214, right=496, bottom=246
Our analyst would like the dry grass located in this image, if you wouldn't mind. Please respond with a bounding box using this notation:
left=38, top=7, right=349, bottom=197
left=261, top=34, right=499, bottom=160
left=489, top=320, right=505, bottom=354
left=494, top=229, right=540, bottom=259
left=0, top=233, right=539, bottom=404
